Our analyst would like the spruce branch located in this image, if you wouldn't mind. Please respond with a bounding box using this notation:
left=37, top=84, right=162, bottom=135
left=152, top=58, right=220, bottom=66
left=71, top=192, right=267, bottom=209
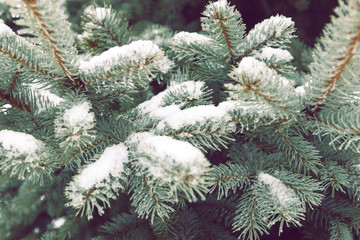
left=23, top=0, right=76, bottom=81
left=305, top=0, right=360, bottom=109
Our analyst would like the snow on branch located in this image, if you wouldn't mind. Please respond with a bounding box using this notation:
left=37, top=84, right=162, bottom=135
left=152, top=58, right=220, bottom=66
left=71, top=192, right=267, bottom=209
left=75, top=143, right=128, bottom=190
left=54, top=100, right=96, bottom=151
left=227, top=56, right=298, bottom=110
left=156, top=105, right=231, bottom=131
left=0, top=129, right=55, bottom=182
left=258, top=172, right=300, bottom=210
left=127, top=132, right=210, bottom=189
left=78, top=40, right=163, bottom=77
left=137, top=81, right=206, bottom=116
left=255, top=47, right=293, bottom=62
left=0, top=23, right=15, bottom=36
left=0, top=130, right=44, bottom=159
left=65, top=143, right=128, bottom=219
left=172, top=32, right=212, bottom=46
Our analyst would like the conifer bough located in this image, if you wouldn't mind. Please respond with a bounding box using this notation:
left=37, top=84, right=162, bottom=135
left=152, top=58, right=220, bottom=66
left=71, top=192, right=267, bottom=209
left=0, top=0, right=359, bottom=239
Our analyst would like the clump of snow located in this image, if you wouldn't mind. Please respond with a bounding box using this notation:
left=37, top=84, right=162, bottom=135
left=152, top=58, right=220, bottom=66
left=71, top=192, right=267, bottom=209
left=138, top=81, right=205, bottom=115
left=84, top=6, right=111, bottom=21
left=51, top=217, right=66, bottom=229
left=75, top=143, right=128, bottom=190
left=0, top=130, right=43, bottom=154
left=79, top=40, right=162, bottom=73
left=295, top=86, right=306, bottom=96
left=228, top=57, right=271, bottom=87
left=256, top=47, right=293, bottom=62
left=63, top=101, right=95, bottom=134
left=156, top=105, right=230, bottom=130
left=26, top=83, right=64, bottom=112
left=127, top=132, right=209, bottom=184
left=0, top=130, right=44, bottom=160
left=0, top=23, right=15, bottom=36
left=258, top=172, right=299, bottom=207
left=172, top=32, right=211, bottom=45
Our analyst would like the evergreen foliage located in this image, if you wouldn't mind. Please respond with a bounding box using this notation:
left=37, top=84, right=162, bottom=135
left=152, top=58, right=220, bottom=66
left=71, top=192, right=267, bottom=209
left=0, top=0, right=359, bottom=239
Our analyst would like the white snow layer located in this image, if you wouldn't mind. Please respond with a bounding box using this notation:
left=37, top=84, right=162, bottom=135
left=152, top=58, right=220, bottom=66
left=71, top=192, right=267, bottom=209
left=79, top=40, right=162, bottom=73
left=156, top=105, right=230, bottom=130
left=257, top=47, right=293, bottom=62
left=127, top=132, right=209, bottom=184
left=0, top=23, right=15, bottom=36
left=138, top=81, right=205, bottom=115
left=63, top=101, right=95, bottom=133
left=172, top=31, right=211, bottom=45
left=258, top=172, right=299, bottom=208
left=26, top=83, right=64, bottom=112
left=75, top=143, right=128, bottom=190
left=0, top=130, right=44, bottom=156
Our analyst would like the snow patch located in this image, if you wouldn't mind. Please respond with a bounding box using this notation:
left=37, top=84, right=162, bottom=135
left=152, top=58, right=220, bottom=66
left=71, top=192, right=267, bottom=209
left=84, top=6, right=111, bottom=21
left=257, top=47, right=293, bottom=62
left=210, top=0, right=228, bottom=9
left=138, top=81, right=205, bottom=115
left=172, top=31, right=211, bottom=45
left=156, top=105, right=229, bottom=130
left=150, top=105, right=181, bottom=120
left=0, top=130, right=44, bottom=158
left=0, top=23, right=15, bottom=36
left=79, top=40, right=161, bottom=73
left=127, top=132, right=209, bottom=184
left=258, top=172, right=299, bottom=207
left=63, top=101, right=95, bottom=134
left=270, top=15, right=294, bottom=37
left=75, top=143, right=128, bottom=190
left=51, top=217, right=66, bottom=229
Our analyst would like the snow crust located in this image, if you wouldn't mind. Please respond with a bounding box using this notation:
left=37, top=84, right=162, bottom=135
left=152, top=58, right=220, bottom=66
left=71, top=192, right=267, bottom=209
left=138, top=81, right=205, bottom=115
left=0, top=130, right=44, bottom=158
left=127, top=132, right=209, bottom=184
left=156, top=105, right=230, bottom=130
left=75, top=143, right=128, bottom=190
left=258, top=172, right=299, bottom=207
left=63, top=101, right=95, bottom=134
left=79, top=40, right=161, bottom=73
left=26, top=83, right=64, bottom=112
left=257, top=47, right=293, bottom=62
left=172, top=32, right=211, bottom=45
